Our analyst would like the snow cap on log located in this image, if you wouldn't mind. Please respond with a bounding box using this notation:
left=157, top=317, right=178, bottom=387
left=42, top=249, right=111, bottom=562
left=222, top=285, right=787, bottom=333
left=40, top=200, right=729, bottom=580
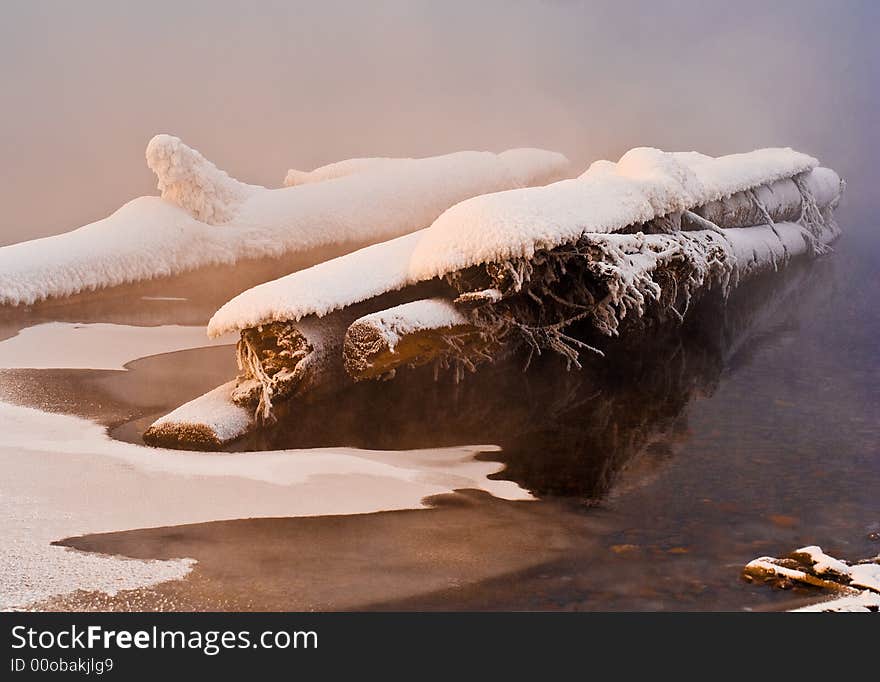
left=0, top=138, right=568, bottom=306
left=207, top=147, right=819, bottom=337
left=146, top=134, right=259, bottom=224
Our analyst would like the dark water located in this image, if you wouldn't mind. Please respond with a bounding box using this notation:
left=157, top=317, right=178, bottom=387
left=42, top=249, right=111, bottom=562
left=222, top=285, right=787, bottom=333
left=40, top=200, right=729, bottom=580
left=4, top=221, right=878, bottom=611
left=221, top=236, right=880, bottom=610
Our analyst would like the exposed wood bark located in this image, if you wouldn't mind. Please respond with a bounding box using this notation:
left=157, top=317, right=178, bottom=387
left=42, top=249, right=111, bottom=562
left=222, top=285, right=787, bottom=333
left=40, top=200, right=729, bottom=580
left=231, top=307, right=365, bottom=422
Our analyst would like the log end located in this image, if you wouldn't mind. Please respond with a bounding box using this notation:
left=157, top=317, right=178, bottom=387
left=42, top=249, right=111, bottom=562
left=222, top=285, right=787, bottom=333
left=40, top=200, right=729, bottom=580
left=344, top=318, right=479, bottom=381
left=142, top=421, right=227, bottom=451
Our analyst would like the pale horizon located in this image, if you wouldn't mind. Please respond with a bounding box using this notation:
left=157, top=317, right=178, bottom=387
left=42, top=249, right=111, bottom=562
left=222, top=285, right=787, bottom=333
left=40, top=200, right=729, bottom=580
left=1, top=0, right=876, bottom=245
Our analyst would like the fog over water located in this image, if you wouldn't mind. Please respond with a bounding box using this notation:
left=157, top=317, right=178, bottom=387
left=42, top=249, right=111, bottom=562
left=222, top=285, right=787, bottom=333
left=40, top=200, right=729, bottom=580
left=0, top=0, right=876, bottom=246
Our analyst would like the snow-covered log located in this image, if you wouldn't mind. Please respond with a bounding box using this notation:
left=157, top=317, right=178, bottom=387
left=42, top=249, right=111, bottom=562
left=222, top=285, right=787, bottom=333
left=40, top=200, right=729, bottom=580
left=206, top=147, right=830, bottom=337
left=687, top=167, right=840, bottom=229
left=141, top=313, right=358, bottom=449
left=143, top=296, right=419, bottom=448
left=149, top=146, right=843, bottom=449
left=231, top=308, right=364, bottom=422
left=0, top=136, right=569, bottom=306
left=142, top=381, right=253, bottom=450
left=339, top=216, right=839, bottom=382
left=343, top=298, right=490, bottom=381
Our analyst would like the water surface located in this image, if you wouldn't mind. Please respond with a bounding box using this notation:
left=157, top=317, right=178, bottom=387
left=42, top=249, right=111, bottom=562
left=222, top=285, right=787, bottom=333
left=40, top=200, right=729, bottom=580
left=1, top=226, right=877, bottom=611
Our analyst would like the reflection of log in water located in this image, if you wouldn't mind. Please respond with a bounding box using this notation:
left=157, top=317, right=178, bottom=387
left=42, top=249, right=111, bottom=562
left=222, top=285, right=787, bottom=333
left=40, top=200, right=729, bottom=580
left=233, top=258, right=833, bottom=503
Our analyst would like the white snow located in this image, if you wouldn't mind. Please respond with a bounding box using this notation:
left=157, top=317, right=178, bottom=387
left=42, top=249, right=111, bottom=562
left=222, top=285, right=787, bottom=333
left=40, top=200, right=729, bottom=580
left=795, top=545, right=853, bottom=578
left=284, top=157, right=406, bottom=187
left=208, top=148, right=832, bottom=336
left=0, top=399, right=529, bottom=609
left=850, top=563, right=880, bottom=593
left=792, top=545, right=880, bottom=594
left=209, top=231, right=426, bottom=334
left=0, top=135, right=569, bottom=306
left=145, top=133, right=259, bottom=224
left=148, top=380, right=253, bottom=444
left=407, top=147, right=817, bottom=280
left=793, top=591, right=880, bottom=612
left=352, top=299, right=469, bottom=352
left=283, top=147, right=568, bottom=191
left=0, top=322, right=234, bottom=371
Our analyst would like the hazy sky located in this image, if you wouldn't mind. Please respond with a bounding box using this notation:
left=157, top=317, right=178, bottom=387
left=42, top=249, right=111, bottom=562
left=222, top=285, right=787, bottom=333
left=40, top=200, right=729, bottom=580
left=0, top=0, right=876, bottom=245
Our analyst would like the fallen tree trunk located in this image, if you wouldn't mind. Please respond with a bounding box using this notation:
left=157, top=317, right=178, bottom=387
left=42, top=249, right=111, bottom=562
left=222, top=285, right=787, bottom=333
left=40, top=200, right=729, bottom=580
left=144, top=149, right=844, bottom=450
left=342, top=216, right=839, bottom=382
left=343, top=298, right=487, bottom=381
left=687, top=167, right=841, bottom=229
left=141, top=313, right=358, bottom=449
left=143, top=381, right=253, bottom=450
left=231, top=310, right=359, bottom=422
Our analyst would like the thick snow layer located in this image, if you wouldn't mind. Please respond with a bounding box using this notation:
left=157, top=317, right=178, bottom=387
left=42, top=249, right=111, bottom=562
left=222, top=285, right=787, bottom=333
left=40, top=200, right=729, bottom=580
left=209, top=231, right=425, bottom=334
left=407, top=147, right=817, bottom=279
left=284, top=157, right=406, bottom=187
left=145, top=134, right=259, bottom=224
left=0, top=135, right=569, bottom=306
left=208, top=148, right=828, bottom=336
left=352, top=299, right=469, bottom=352
left=0, top=399, right=528, bottom=609
left=283, top=147, right=566, bottom=190
left=0, top=322, right=234, bottom=370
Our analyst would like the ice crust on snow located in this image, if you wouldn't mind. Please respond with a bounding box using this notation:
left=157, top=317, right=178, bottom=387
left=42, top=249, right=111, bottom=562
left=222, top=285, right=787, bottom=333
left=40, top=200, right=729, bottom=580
left=207, top=147, right=823, bottom=336
left=0, top=135, right=569, bottom=306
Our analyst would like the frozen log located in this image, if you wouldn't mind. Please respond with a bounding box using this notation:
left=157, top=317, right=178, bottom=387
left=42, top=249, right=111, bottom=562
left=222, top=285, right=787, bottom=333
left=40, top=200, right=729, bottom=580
left=355, top=217, right=840, bottom=380
left=688, top=167, right=841, bottom=230
left=149, top=146, right=842, bottom=450
left=343, top=298, right=490, bottom=381
left=142, top=381, right=254, bottom=450
left=231, top=309, right=360, bottom=423
left=143, top=311, right=360, bottom=447
left=204, top=148, right=841, bottom=388
left=145, top=134, right=256, bottom=224
left=0, top=137, right=569, bottom=306
left=207, top=146, right=823, bottom=339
